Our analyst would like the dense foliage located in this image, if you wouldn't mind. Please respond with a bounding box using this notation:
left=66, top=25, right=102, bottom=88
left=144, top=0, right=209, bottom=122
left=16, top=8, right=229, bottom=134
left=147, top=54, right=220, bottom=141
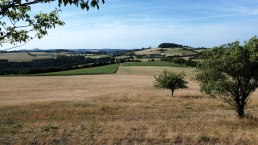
left=154, top=70, right=188, bottom=97
left=0, top=55, right=115, bottom=74
left=197, top=37, right=258, bottom=118
left=158, top=43, right=183, bottom=48
left=161, top=57, right=198, bottom=67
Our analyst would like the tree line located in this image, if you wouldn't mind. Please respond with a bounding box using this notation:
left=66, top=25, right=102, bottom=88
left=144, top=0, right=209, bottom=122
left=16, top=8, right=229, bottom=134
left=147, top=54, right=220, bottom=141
left=161, top=57, right=198, bottom=67
left=158, top=43, right=184, bottom=48
left=0, top=55, right=115, bottom=75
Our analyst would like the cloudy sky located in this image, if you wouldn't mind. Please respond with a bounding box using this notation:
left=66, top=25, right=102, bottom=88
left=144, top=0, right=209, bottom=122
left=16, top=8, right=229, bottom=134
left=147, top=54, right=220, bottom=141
left=7, top=0, right=258, bottom=50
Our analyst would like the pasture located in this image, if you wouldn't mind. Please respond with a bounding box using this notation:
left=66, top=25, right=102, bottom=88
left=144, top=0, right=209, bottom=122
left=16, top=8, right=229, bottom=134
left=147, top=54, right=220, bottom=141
left=36, top=64, right=119, bottom=76
left=0, top=65, right=257, bottom=144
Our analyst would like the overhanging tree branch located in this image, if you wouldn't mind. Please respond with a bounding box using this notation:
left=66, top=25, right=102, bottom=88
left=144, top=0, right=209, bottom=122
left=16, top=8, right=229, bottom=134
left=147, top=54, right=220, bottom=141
left=0, top=0, right=105, bottom=49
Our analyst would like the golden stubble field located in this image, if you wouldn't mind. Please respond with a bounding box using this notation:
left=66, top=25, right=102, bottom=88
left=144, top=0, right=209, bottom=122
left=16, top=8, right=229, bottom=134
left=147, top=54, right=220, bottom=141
left=0, top=66, right=258, bottom=145
left=0, top=66, right=198, bottom=105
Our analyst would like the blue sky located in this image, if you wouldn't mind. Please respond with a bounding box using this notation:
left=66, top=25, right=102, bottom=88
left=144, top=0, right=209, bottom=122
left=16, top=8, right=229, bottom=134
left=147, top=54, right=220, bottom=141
left=12, top=0, right=258, bottom=49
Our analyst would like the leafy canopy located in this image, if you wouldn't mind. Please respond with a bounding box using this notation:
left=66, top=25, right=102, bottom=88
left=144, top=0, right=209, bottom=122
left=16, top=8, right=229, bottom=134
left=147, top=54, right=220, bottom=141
left=154, top=70, right=188, bottom=97
left=0, top=0, right=104, bottom=49
left=197, top=36, right=258, bottom=118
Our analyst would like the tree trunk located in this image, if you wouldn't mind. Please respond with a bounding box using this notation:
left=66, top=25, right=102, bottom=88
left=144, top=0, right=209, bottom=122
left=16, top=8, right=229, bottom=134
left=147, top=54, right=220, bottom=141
left=171, top=89, right=174, bottom=97
left=237, top=105, right=245, bottom=119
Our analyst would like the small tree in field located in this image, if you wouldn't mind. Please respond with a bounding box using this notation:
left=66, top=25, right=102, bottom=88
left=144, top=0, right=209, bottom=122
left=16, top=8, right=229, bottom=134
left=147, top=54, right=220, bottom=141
left=154, top=70, right=188, bottom=97
left=197, top=37, right=258, bottom=119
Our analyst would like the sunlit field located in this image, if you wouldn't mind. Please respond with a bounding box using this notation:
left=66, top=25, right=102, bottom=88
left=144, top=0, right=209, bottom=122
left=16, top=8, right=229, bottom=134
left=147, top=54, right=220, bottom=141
left=0, top=66, right=257, bottom=144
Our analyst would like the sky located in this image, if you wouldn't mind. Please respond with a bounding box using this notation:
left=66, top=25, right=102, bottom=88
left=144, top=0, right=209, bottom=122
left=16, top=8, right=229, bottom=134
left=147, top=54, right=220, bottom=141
left=6, top=0, right=258, bottom=50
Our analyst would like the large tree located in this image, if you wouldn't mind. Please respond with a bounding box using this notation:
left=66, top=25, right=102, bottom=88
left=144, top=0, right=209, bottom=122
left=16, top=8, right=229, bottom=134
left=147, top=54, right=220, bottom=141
left=197, top=37, right=258, bottom=119
left=0, top=0, right=104, bottom=50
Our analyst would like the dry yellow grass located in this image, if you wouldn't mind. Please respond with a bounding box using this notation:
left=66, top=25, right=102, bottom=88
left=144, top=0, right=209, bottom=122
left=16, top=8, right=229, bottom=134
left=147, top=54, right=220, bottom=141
left=0, top=66, right=197, bottom=105
left=0, top=66, right=258, bottom=144
left=117, top=66, right=196, bottom=79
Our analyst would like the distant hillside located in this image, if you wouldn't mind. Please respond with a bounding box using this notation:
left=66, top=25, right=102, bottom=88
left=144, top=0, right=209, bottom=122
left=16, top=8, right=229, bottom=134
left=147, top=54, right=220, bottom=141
left=158, top=43, right=208, bottom=49
left=133, top=47, right=202, bottom=57
left=7, top=48, right=128, bottom=53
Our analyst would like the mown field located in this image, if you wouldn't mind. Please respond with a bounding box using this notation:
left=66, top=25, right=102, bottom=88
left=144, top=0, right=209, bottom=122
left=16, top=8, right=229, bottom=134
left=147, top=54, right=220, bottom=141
left=35, top=64, right=119, bottom=76
left=0, top=65, right=257, bottom=145
left=0, top=52, right=64, bottom=62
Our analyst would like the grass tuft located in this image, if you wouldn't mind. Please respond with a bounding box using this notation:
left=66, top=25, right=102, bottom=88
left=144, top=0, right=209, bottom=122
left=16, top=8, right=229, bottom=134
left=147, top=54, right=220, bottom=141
left=41, top=124, right=59, bottom=132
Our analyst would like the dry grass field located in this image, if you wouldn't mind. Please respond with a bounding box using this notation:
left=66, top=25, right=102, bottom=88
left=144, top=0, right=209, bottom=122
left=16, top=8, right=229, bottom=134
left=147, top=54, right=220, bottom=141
left=0, top=66, right=258, bottom=145
left=0, top=52, right=38, bottom=62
